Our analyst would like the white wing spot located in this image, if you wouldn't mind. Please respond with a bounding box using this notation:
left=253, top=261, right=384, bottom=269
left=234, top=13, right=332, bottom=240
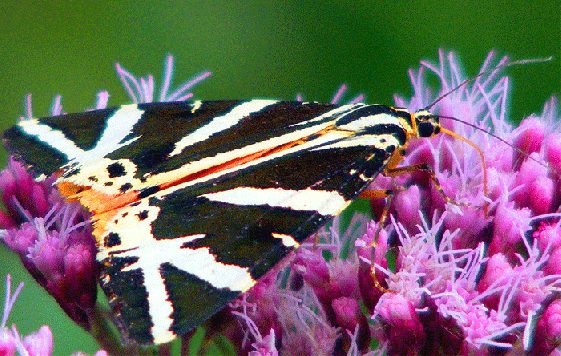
left=272, top=233, right=300, bottom=248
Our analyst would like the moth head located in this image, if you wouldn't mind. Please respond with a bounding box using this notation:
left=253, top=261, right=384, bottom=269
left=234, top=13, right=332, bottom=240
left=412, top=110, right=441, bottom=138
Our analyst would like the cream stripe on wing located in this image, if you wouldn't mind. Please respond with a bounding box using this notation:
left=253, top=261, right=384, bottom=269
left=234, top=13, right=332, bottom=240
left=19, top=104, right=144, bottom=166
left=115, top=233, right=255, bottom=344
left=311, top=133, right=401, bottom=151
left=200, top=187, right=349, bottom=216
left=151, top=129, right=356, bottom=199
left=169, top=100, right=279, bottom=157
left=148, top=109, right=358, bottom=194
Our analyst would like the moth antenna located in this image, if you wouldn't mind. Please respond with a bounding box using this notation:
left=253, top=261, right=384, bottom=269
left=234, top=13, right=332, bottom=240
left=440, top=115, right=559, bottom=177
left=424, top=56, right=553, bottom=111
left=423, top=55, right=554, bottom=214
left=436, top=123, right=489, bottom=214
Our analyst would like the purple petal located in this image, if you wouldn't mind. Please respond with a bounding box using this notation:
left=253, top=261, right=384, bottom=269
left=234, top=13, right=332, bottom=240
left=0, top=328, right=17, bottom=356
left=22, top=325, right=53, bottom=356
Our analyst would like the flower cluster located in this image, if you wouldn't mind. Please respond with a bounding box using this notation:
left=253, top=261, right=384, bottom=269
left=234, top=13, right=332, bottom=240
left=232, top=51, right=561, bottom=356
left=0, top=275, right=107, bottom=356
left=0, top=52, right=559, bottom=356
left=365, top=52, right=561, bottom=355
left=0, top=158, right=96, bottom=329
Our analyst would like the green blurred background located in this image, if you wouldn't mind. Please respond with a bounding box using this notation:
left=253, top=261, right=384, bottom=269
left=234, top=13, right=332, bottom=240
left=0, top=1, right=559, bottom=355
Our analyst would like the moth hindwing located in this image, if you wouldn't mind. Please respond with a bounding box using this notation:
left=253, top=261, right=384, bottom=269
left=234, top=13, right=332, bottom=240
left=3, top=100, right=440, bottom=344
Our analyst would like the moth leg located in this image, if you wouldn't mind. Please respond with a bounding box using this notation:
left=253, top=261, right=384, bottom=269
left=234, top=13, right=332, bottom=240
left=384, top=163, right=470, bottom=208
left=357, top=189, right=400, bottom=293
left=358, top=164, right=470, bottom=292
left=368, top=191, right=393, bottom=293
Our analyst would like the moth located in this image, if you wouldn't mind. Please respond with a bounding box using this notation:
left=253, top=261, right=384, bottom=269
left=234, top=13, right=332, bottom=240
left=3, top=99, right=454, bottom=344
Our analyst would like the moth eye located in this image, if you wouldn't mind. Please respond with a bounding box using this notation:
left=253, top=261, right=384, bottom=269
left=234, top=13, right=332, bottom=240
left=384, top=145, right=396, bottom=153
left=418, top=121, right=435, bottom=137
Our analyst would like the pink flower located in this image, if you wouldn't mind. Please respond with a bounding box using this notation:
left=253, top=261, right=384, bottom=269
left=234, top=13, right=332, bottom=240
left=1, top=275, right=106, bottom=356
left=512, top=117, right=546, bottom=167
left=20, top=326, right=53, bottom=356
left=331, top=297, right=363, bottom=331
left=362, top=51, right=560, bottom=354
left=1, top=202, right=96, bottom=329
left=115, top=55, right=211, bottom=104
left=373, top=293, right=425, bottom=354
left=532, top=299, right=561, bottom=354
left=2, top=50, right=559, bottom=355
left=0, top=159, right=56, bottom=229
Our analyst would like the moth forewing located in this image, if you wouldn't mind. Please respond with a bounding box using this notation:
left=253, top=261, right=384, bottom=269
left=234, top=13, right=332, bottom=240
left=3, top=100, right=446, bottom=344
